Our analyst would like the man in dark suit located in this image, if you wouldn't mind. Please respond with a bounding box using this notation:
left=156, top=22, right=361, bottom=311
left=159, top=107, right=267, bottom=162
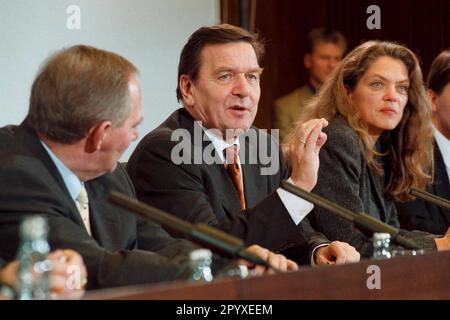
left=127, top=24, right=360, bottom=265
left=396, top=50, right=450, bottom=234
left=0, top=45, right=295, bottom=290
left=397, top=145, right=450, bottom=234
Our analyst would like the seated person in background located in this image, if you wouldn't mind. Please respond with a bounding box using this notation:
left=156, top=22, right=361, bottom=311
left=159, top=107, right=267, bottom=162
left=0, top=45, right=297, bottom=291
left=0, top=249, right=87, bottom=299
left=127, top=24, right=360, bottom=265
left=274, top=28, right=347, bottom=142
left=396, top=50, right=450, bottom=234
left=284, top=41, right=450, bottom=258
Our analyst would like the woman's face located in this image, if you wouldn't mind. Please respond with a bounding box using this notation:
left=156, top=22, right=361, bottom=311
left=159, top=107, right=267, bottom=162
left=349, top=56, right=410, bottom=139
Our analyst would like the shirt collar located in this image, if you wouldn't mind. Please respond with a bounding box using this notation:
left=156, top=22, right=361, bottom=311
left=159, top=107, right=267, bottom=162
left=433, top=125, right=450, bottom=170
left=200, top=124, right=240, bottom=163
left=40, top=140, right=83, bottom=201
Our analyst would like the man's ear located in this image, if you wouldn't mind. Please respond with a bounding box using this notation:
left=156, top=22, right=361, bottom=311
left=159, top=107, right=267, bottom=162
left=179, top=74, right=195, bottom=107
left=428, top=89, right=438, bottom=113
left=304, top=53, right=312, bottom=69
left=85, top=121, right=113, bottom=153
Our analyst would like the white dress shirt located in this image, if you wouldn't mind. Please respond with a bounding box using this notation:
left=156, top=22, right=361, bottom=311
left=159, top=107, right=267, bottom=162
left=202, top=127, right=314, bottom=225
left=40, top=140, right=92, bottom=234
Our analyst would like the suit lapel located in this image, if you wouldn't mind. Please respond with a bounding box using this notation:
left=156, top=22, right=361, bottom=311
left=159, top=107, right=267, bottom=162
left=432, top=145, right=450, bottom=224
left=85, top=180, right=122, bottom=245
left=367, top=165, right=389, bottom=222
left=240, top=133, right=265, bottom=208
left=178, top=109, right=242, bottom=217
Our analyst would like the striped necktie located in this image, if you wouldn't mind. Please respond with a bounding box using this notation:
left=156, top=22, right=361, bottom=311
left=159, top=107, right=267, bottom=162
left=224, top=144, right=246, bottom=210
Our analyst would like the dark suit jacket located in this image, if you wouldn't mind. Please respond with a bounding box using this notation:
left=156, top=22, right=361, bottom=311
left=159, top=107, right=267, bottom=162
left=309, top=115, right=437, bottom=257
left=396, top=144, right=450, bottom=234
left=127, top=108, right=329, bottom=263
left=0, top=123, right=202, bottom=289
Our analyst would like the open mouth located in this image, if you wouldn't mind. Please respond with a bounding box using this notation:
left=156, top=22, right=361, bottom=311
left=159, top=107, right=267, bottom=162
left=230, top=105, right=248, bottom=111
left=228, top=106, right=250, bottom=115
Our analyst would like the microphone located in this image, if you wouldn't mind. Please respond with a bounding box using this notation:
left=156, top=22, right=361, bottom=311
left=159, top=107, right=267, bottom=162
left=410, top=187, right=450, bottom=211
left=109, top=191, right=271, bottom=269
left=280, top=180, right=420, bottom=250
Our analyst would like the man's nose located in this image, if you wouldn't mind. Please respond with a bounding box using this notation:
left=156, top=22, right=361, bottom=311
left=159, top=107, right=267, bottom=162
left=232, top=74, right=250, bottom=97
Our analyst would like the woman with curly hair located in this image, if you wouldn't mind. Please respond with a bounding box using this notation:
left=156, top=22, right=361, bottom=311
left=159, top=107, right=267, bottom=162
left=284, top=41, right=450, bottom=257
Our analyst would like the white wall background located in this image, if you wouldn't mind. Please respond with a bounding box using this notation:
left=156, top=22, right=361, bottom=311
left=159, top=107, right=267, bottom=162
left=0, top=0, right=219, bottom=160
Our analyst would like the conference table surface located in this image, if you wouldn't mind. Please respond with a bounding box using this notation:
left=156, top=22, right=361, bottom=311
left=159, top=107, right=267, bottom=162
left=84, top=250, right=450, bottom=300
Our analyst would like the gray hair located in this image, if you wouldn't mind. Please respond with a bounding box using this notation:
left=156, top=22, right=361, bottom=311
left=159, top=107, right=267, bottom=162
left=26, top=45, right=138, bottom=143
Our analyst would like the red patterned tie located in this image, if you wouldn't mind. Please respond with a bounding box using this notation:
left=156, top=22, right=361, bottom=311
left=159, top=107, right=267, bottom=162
left=224, top=145, right=246, bottom=210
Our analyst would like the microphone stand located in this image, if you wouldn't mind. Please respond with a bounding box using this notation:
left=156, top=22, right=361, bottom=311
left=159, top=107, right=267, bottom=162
left=410, top=187, right=450, bottom=211
left=109, top=191, right=272, bottom=269
left=280, top=180, right=420, bottom=250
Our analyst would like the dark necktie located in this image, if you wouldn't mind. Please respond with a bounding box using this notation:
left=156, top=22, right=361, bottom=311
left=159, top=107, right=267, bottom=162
left=224, top=145, right=246, bottom=210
